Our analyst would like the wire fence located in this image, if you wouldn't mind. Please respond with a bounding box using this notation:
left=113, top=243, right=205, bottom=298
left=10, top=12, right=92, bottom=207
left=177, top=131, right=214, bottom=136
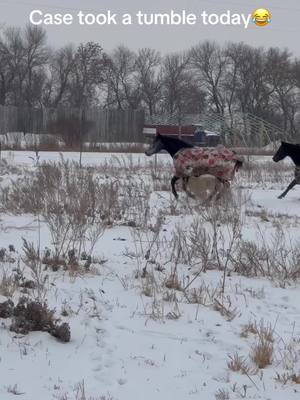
left=0, top=105, right=292, bottom=149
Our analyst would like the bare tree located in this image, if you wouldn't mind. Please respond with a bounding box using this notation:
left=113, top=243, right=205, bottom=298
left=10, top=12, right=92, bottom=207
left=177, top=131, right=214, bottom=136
left=43, top=44, right=75, bottom=107
left=1, top=23, right=300, bottom=139
left=105, top=45, right=140, bottom=109
left=223, top=42, right=244, bottom=127
left=190, top=41, right=227, bottom=115
left=0, top=27, right=24, bottom=105
left=22, top=25, right=49, bottom=107
left=68, top=41, right=106, bottom=108
left=233, top=45, right=273, bottom=117
left=135, top=48, right=162, bottom=116
left=266, top=48, right=297, bottom=133
left=161, top=52, right=189, bottom=117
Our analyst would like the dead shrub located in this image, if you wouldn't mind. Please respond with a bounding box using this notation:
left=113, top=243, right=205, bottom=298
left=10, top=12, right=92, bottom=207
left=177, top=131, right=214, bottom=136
left=0, top=297, right=71, bottom=342
left=121, top=179, right=151, bottom=228
left=22, top=239, right=48, bottom=301
left=172, top=220, right=213, bottom=271
left=1, top=159, right=123, bottom=267
left=230, top=227, right=300, bottom=283
left=0, top=270, right=17, bottom=297
left=0, top=299, right=14, bottom=318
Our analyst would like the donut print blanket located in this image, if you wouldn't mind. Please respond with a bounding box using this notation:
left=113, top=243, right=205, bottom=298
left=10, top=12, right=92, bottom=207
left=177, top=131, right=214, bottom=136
left=173, top=146, right=243, bottom=181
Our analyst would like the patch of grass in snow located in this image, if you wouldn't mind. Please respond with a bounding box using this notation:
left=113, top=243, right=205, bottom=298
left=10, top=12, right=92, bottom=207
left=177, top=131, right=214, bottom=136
left=251, top=336, right=274, bottom=369
left=227, top=352, right=257, bottom=375
left=54, top=380, right=115, bottom=400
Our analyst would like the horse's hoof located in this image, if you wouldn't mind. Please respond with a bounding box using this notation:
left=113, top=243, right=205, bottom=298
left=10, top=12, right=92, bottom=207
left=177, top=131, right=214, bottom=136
left=278, top=196, right=284, bottom=199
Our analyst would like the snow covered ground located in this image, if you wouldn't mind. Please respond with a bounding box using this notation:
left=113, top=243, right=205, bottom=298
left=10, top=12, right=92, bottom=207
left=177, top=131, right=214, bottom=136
left=0, top=151, right=300, bottom=400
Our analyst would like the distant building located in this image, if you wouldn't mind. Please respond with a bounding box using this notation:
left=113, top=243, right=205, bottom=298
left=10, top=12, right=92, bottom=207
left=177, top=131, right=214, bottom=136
left=143, top=124, right=221, bottom=147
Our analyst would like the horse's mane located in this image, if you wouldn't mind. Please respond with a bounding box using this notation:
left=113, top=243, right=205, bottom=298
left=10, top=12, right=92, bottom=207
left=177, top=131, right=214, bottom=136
left=281, top=141, right=300, bottom=165
left=282, top=141, right=300, bottom=148
left=159, top=134, right=194, bottom=148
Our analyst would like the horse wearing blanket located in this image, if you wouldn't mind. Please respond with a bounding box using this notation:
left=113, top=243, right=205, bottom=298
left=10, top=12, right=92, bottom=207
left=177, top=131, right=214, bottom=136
left=145, top=134, right=243, bottom=199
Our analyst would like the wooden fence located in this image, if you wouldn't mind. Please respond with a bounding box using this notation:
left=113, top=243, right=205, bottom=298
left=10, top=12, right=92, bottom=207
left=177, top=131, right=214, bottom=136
left=0, top=106, right=145, bottom=144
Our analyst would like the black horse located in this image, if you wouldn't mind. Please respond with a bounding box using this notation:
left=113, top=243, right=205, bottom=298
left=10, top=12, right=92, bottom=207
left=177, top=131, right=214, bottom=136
left=145, top=134, right=193, bottom=198
left=145, top=134, right=242, bottom=199
left=273, top=141, right=300, bottom=199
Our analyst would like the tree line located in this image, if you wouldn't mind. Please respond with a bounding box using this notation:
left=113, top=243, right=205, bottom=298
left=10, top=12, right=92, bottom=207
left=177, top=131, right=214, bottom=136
left=1, top=24, right=300, bottom=137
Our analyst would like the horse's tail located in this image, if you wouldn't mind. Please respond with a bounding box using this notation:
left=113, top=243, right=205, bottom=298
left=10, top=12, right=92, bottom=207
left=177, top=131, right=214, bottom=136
left=233, top=152, right=244, bottom=174
left=235, top=159, right=243, bottom=171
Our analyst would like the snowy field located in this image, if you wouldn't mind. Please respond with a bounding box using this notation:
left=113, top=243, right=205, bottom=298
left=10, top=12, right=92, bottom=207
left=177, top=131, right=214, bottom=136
left=0, top=150, right=300, bottom=400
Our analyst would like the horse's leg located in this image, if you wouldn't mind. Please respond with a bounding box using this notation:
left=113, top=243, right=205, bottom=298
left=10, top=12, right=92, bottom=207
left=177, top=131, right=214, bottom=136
left=278, top=179, right=297, bottom=199
left=171, top=176, right=180, bottom=199
left=182, top=176, right=196, bottom=199
left=205, top=178, right=224, bottom=202
left=216, top=180, right=230, bottom=201
left=182, top=176, right=189, bottom=192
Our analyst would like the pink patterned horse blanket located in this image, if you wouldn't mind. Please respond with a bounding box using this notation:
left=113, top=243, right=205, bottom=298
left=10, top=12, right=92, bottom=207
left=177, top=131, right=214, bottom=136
left=173, top=146, right=243, bottom=181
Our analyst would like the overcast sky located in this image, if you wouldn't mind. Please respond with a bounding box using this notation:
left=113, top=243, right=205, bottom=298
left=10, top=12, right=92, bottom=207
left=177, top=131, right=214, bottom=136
left=1, top=0, right=300, bottom=56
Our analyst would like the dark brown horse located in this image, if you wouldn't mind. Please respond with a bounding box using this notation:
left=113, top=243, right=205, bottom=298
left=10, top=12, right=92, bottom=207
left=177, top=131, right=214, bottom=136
left=273, top=141, right=300, bottom=199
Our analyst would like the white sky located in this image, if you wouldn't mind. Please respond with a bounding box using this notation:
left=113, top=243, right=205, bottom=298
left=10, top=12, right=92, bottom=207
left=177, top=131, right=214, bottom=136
left=0, top=0, right=299, bottom=56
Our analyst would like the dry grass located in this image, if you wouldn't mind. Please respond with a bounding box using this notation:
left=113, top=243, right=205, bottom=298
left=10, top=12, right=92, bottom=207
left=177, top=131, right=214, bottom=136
left=141, top=274, right=156, bottom=297
left=164, top=270, right=183, bottom=291
left=186, top=281, right=220, bottom=306
left=147, top=297, right=165, bottom=321
left=215, top=388, right=230, bottom=400
left=227, top=352, right=256, bottom=375
left=275, top=372, right=300, bottom=385
left=237, top=159, right=293, bottom=187
left=0, top=269, right=17, bottom=297
left=241, top=320, right=274, bottom=342
left=251, top=337, right=274, bottom=369
left=55, top=380, right=114, bottom=400
left=162, top=290, right=177, bottom=302
left=22, top=239, right=48, bottom=301
left=227, top=352, right=247, bottom=373
left=230, top=227, right=300, bottom=283
left=6, top=384, right=24, bottom=396
left=1, top=160, right=121, bottom=270
left=240, top=319, right=274, bottom=369
left=213, top=298, right=238, bottom=322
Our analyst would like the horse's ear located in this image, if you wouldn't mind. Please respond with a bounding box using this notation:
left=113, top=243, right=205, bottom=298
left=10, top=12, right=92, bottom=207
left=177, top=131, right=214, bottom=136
left=156, top=133, right=162, bottom=138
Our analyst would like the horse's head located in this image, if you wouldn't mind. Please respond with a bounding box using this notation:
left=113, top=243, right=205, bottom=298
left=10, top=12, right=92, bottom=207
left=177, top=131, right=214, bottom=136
left=145, top=134, right=165, bottom=156
left=273, top=141, right=288, bottom=162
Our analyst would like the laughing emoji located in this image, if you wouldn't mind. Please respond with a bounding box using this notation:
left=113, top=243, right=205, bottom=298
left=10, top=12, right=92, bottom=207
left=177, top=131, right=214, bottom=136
left=252, top=8, right=272, bottom=26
